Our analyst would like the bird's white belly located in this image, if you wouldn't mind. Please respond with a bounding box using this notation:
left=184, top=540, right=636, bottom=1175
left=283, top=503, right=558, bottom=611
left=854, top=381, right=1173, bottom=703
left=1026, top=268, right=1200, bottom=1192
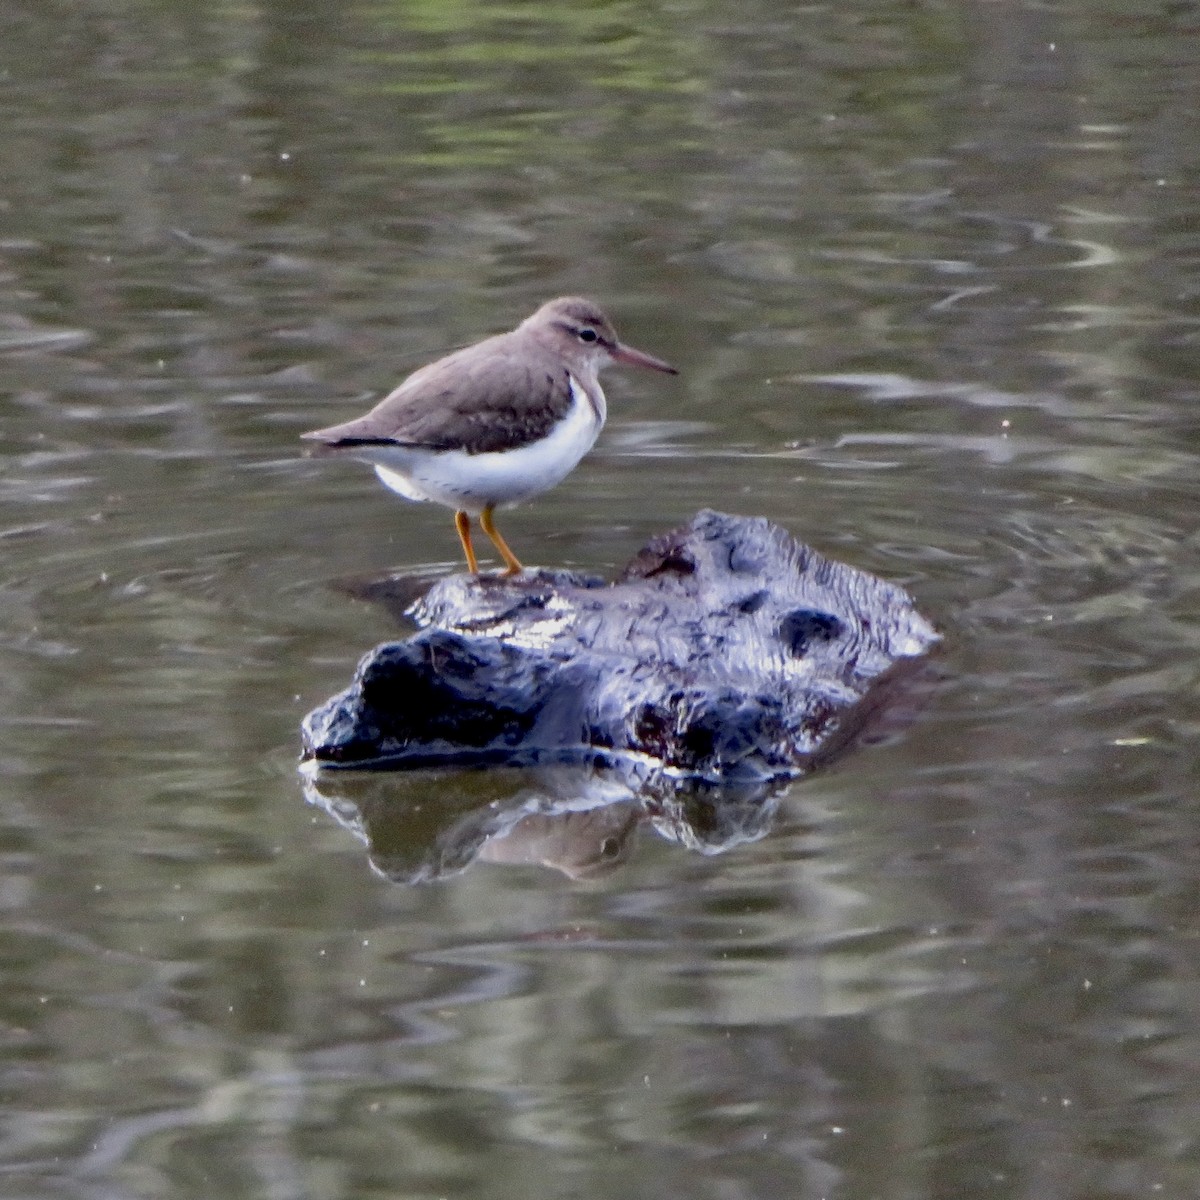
left=369, top=376, right=603, bottom=514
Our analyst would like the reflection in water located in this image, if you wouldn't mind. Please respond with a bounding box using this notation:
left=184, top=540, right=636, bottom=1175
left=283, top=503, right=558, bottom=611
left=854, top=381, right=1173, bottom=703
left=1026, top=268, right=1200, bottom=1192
left=476, top=805, right=639, bottom=878
left=302, top=762, right=784, bottom=882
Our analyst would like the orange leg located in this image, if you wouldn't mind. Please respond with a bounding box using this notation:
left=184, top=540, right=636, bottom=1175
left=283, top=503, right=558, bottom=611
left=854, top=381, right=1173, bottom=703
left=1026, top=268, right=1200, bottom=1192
left=480, top=504, right=523, bottom=575
left=454, top=510, right=479, bottom=574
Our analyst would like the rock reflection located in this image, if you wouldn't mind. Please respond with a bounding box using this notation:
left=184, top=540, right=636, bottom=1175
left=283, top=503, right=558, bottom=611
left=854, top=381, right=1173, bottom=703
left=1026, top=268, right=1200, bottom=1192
left=301, top=762, right=784, bottom=883
left=475, top=804, right=639, bottom=879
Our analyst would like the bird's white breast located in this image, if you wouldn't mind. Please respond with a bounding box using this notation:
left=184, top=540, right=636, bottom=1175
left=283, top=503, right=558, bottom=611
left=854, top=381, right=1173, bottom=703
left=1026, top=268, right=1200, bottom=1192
left=369, top=375, right=604, bottom=515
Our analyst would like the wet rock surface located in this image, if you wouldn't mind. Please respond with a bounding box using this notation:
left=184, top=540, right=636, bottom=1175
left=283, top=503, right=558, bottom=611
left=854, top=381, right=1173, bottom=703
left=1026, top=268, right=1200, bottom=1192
left=301, top=510, right=940, bottom=781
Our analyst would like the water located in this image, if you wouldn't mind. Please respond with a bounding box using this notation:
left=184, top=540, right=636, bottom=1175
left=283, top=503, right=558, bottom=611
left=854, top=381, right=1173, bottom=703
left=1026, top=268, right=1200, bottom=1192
left=2, top=0, right=1199, bottom=1196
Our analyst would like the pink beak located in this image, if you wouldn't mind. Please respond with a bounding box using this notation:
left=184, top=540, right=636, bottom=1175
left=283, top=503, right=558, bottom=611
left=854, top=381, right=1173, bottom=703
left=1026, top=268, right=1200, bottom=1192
left=611, top=341, right=678, bottom=375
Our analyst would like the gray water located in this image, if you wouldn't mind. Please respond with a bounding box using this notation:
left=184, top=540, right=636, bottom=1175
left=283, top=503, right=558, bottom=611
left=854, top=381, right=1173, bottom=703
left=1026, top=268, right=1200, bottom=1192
left=3, top=1, right=1199, bottom=1197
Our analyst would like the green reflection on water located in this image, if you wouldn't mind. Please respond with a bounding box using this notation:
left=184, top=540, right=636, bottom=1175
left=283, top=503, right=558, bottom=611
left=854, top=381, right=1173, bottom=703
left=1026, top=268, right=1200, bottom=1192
left=352, top=0, right=702, bottom=165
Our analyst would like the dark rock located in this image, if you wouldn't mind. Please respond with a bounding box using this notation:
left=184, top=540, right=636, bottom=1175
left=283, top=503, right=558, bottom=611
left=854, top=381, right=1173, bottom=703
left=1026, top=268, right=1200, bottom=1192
left=301, top=510, right=939, bottom=781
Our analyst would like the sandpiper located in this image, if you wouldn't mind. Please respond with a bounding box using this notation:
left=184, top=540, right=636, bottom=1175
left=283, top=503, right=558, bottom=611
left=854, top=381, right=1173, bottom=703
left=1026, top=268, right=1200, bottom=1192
left=301, top=296, right=677, bottom=574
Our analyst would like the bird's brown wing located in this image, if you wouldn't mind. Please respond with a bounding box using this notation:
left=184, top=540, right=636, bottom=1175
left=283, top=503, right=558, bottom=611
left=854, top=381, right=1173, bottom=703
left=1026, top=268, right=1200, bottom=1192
left=301, top=334, right=577, bottom=455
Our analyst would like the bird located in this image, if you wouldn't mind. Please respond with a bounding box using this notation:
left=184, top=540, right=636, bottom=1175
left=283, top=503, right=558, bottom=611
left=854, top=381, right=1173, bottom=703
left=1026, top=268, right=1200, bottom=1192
left=301, top=296, right=677, bottom=574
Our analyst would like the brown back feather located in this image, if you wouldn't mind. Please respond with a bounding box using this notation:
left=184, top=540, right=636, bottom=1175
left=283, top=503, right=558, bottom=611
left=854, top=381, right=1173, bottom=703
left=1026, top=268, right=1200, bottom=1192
left=302, top=332, right=577, bottom=454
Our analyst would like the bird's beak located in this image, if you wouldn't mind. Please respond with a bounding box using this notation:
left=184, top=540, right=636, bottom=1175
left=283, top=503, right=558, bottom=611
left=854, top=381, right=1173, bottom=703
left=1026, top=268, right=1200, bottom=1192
left=611, top=342, right=678, bottom=375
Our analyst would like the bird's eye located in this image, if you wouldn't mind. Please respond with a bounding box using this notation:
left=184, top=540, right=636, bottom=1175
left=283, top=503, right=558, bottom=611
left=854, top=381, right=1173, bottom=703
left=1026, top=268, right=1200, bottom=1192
left=577, top=327, right=599, bottom=343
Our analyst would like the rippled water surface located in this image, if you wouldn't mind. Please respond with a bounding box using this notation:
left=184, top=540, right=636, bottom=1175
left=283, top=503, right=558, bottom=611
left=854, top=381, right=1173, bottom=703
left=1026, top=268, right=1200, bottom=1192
left=3, top=1, right=1200, bottom=1197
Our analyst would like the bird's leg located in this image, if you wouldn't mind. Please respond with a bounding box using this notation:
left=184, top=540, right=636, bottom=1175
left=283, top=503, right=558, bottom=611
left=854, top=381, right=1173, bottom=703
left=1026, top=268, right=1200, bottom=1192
left=480, top=505, right=523, bottom=575
left=454, top=510, right=479, bottom=574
